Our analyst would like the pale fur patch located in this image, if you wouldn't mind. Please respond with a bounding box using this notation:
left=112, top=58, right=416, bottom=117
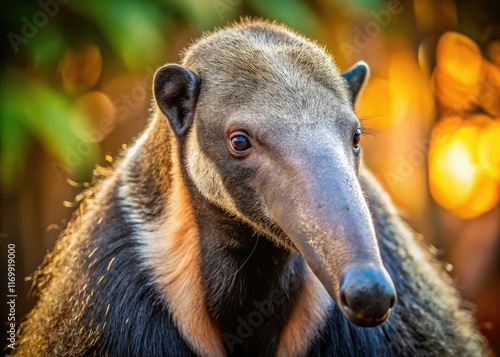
left=184, top=124, right=297, bottom=252
left=276, top=265, right=332, bottom=357
left=142, top=143, right=226, bottom=357
left=185, top=125, right=240, bottom=216
left=117, top=123, right=152, bottom=226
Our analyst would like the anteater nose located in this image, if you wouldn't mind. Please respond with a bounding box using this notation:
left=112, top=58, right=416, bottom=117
left=339, top=265, right=396, bottom=327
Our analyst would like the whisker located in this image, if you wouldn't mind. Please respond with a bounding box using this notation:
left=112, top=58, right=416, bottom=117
left=228, top=235, right=261, bottom=291
left=357, top=115, right=396, bottom=154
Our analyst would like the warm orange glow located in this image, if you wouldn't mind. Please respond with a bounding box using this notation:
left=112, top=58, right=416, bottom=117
left=413, top=0, right=457, bottom=34
left=431, top=32, right=499, bottom=219
left=61, top=44, right=102, bottom=93
left=429, top=117, right=500, bottom=219
left=434, top=33, right=500, bottom=117
left=356, top=77, right=391, bottom=128
left=102, top=75, right=149, bottom=121
left=436, top=32, right=482, bottom=89
left=431, top=70, right=475, bottom=111
left=479, top=120, right=500, bottom=180
left=453, top=176, right=499, bottom=219
left=486, top=41, right=500, bottom=67
left=429, top=115, right=462, bottom=143
left=355, top=44, right=435, bottom=218
left=477, top=61, right=500, bottom=117
left=429, top=123, right=479, bottom=209
left=75, top=91, right=116, bottom=143
left=356, top=45, right=435, bottom=130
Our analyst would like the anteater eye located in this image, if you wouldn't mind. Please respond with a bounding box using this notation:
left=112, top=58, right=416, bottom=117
left=229, top=133, right=252, bottom=156
left=353, top=128, right=361, bottom=150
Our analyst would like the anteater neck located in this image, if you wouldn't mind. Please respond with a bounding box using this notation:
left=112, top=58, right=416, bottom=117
left=185, top=179, right=306, bottom=356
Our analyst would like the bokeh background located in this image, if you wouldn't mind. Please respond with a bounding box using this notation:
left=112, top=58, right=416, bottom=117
left=1, top=0, right=499, bottom=354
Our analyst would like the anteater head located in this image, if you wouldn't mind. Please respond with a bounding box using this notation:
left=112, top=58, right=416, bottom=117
left=153, top=20, right=396, bottom=327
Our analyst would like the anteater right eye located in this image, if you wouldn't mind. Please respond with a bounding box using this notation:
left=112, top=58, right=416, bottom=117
left=229, top=132, right=252, bottom=157
left=352, top=128, right=361, bottom=152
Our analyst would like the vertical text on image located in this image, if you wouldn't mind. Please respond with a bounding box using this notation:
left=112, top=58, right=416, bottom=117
left=6, top=243, right=17, bottom=350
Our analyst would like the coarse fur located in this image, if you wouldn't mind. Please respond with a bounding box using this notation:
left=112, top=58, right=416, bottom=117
left=13, top=19, right=490, bottom=356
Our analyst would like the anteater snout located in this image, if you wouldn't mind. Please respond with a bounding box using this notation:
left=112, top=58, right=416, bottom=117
left=339, top=265, right=396, bottom=327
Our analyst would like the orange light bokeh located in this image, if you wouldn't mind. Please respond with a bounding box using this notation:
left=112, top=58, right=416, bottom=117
left=479, top=121, right=500, bottom=180
left=430, top=31, right=500, bottom=220
left=429, top=115, right=500, bottom=219
left=61, top=44, right=102, bottom=93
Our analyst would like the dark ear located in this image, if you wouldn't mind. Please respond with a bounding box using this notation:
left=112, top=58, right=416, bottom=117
left=342, top=61, right=369, bottom=104
left=153, top=64, right=200, bottom=136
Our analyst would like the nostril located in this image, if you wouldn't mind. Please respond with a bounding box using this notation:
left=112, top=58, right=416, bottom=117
left=340, top=290, right=348, bottom=308
left=389, top=295, right=396, bottom=309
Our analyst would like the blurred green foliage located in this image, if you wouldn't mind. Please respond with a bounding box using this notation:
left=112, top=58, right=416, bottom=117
left=0, top=0, right=322, bottom=189
left=0, top=78, right=96, bottom=183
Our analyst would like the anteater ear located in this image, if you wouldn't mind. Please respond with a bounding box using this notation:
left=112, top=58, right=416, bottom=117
left=154, top=64, right=200, bottom=137
left=342, top=61, right=369, bottom=104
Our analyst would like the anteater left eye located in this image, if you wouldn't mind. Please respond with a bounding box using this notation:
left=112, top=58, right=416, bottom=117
left=353, top=128, right=361, bottom=149
left=229, top=132, right=252, bottom=157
